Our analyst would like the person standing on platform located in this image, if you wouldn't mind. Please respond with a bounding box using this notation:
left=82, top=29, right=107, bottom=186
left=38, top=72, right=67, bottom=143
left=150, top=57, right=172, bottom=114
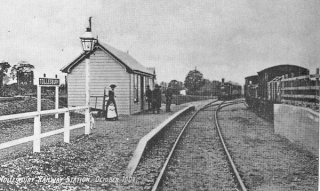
left=152, top=84, right=161, bottom=114
left=145, top=85, right=152, bottom=111
left=165, top=84, right=173, bottom=112
left=105, top=84, right=118, bottom=121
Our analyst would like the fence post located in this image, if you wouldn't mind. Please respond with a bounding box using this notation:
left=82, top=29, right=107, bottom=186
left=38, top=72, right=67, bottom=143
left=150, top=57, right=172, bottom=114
left=37, top=85, right=41, bottom=112
left=55, top=86, right=59, bottom=119
left=33, top=114, right=41, bottom=152
left=85, top=108, right=90, bottom=135
left=64, top=111, right=70, bottom=143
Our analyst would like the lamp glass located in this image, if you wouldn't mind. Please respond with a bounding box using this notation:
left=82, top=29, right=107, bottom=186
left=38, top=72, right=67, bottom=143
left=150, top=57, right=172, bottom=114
left=80, top=30, right=95, bottom=52
left=81, top=38, right=95, bottom=51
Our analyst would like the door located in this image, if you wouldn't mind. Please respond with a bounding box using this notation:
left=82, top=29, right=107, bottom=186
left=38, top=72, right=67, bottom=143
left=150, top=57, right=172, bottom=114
left=140, top=76, right=144, bottom=110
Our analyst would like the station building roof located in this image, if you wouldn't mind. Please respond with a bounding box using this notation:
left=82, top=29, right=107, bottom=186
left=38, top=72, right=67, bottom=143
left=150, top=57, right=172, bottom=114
left=61, top=41, right=155, bottom=77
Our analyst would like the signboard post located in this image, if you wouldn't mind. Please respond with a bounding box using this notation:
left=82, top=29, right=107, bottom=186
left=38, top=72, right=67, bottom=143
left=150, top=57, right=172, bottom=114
left=38, top=77, right=60, bottom=118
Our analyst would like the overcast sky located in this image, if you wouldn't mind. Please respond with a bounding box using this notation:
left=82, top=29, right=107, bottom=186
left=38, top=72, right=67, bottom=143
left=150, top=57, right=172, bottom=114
left=0, top=0, right=319, bottom=85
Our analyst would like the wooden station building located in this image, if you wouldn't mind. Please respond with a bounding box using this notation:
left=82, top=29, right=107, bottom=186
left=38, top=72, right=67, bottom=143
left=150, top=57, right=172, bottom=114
left=61, top=41, right=156, bottom=115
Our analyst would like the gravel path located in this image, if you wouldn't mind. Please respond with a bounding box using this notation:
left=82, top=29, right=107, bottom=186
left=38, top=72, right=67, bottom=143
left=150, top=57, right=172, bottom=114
left=218, top=103, right=318, bottom=191
left=159, top=104, right=238, bottom=191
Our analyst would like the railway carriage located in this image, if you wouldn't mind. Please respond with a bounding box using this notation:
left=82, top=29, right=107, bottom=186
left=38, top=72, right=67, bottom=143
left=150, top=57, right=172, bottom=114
left=244, top=64, right=310, bottom=119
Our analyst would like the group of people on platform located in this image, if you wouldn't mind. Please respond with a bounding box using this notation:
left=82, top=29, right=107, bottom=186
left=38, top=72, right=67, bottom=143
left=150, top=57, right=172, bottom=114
left=145, top=84, right=173, bottom=114
left=104, top=83, right=173, bottom=121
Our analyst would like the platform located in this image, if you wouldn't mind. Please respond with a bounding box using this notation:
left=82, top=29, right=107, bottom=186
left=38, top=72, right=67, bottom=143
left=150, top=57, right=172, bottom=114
left=0, top=100, right=214, bottom=162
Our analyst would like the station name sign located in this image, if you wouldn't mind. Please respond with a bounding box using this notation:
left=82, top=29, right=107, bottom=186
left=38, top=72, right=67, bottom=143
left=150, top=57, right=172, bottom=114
left=39, top=78, right=60, bottom=86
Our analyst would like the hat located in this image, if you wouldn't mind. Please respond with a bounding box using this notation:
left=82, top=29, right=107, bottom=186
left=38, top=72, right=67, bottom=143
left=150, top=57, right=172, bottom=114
left=110, top=84, right=117, bottom=88
left=155, top=84, right=159, bottom=88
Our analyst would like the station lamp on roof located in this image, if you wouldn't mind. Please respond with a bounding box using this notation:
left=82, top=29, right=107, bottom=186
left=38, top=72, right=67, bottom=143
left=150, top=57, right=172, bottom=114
left=80, top=17, right=95, bottom=135
left=80, top=17, right=95, bottom=52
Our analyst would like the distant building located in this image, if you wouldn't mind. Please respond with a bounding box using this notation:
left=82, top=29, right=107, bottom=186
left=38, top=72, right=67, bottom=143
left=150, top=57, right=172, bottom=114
left=2, top=75, right=10, bottom=85
left=17, top=71, right=34, bottom=86
left=160, top=81, right=168, bottom=92
left=180, top=89, right=187, bottom=95
left=61, top=42, right=156, bottom=115
left=160, top=81, right=167, bottom=87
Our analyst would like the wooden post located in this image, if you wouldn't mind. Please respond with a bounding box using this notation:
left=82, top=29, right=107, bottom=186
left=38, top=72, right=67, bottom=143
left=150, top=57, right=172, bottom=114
left=85, top=56, right=91, bottom=135
left=64, top=111, right=70, bottom=143
left=55, top=86, right=59, bottom=118
left=37, top=85, right=41, bottom=112
left=85, top=107, right=90, bottom=135
left=86, top=57, right=90, bottom=107
left=33, top=115, right=41, bottom=152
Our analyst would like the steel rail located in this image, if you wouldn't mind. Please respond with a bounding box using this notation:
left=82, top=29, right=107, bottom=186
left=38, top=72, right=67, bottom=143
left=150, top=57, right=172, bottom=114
left=215, top=101, right=247, bottom=191
left=151, top=99, right=245, bottom=191
left=151, top=100, right=219, bottom=191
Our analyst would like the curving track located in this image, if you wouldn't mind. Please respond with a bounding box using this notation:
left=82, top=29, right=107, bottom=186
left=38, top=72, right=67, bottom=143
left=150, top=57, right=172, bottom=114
left=152, top=100, right=246, bottom=191
left=131, top=100, right=247, bottom=191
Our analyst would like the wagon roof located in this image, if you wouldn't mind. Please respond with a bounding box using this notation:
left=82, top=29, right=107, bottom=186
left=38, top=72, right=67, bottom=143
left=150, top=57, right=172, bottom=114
left=225, top=81, right=241, bottom=86
left=245, top=75, right=258, bottom=80
left=61, top=41, right=155, bottom=76
left=257, top=64, right=309, bottom=74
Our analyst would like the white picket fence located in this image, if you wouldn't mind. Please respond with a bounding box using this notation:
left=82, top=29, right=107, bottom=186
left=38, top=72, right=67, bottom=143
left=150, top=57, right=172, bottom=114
left=0, top=106, right=90, bottom=152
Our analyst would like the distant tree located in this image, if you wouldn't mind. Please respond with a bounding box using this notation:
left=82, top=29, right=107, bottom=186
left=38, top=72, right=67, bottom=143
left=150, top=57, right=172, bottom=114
left=184, top=69, right=205, bottom=94
left=0, top=61, right=11, bottom=96
left=10, top=61, right=35, bottom=85
left=10, top=61, right=35, bottom=80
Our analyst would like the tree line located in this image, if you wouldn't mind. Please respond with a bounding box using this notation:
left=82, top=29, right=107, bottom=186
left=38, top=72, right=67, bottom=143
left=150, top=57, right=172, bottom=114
left=0, top=61, right=35, bottom=96
left=164, top=69, right=221, bottom=96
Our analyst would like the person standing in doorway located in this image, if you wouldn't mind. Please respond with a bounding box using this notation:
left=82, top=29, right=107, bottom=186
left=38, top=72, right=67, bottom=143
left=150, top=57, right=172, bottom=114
left=165, top=84, right=173, bottom=112
left=152, top=84, right=161, bottom=114
left=105, top=84, right=118, bottom=121
left=145, top=85, right=152, bottom=111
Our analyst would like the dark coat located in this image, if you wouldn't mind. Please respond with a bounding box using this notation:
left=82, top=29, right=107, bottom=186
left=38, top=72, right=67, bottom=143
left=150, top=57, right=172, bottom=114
left=152, top=88, right=162, bottom=107
left=108, top=90, right=115, bottom=101
left=165, top=87, right=173, bottom=99
left=146, top=89, right=152, bottom=101
left=106, top=89, right=118, bottom=120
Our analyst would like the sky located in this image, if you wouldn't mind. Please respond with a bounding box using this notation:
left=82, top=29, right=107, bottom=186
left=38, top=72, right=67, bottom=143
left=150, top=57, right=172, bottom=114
left=0, top=0, right=319, bottom=85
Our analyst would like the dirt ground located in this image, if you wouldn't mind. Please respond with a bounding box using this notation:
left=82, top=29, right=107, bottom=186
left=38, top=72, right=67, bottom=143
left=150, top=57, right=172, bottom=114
left=218, top=103, right=318, bottom=191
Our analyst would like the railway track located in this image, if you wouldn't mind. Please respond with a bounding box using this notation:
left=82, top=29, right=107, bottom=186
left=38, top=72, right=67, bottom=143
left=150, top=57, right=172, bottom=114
left=131, top=100, right=247, bottom=191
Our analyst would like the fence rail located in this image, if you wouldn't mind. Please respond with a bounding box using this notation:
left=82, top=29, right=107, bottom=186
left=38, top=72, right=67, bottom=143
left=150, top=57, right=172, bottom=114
left=0, top=106, right=90, bottom=152
left=281, top=74, right=319, bottom=81
left=278, top=70, right=319, bottom=110
left=282, top=86, right=319, bottom=91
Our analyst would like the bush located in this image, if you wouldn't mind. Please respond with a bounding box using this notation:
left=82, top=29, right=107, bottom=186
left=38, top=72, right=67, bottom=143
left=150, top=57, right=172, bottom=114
left=2, top=84, right=36, bottom=97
